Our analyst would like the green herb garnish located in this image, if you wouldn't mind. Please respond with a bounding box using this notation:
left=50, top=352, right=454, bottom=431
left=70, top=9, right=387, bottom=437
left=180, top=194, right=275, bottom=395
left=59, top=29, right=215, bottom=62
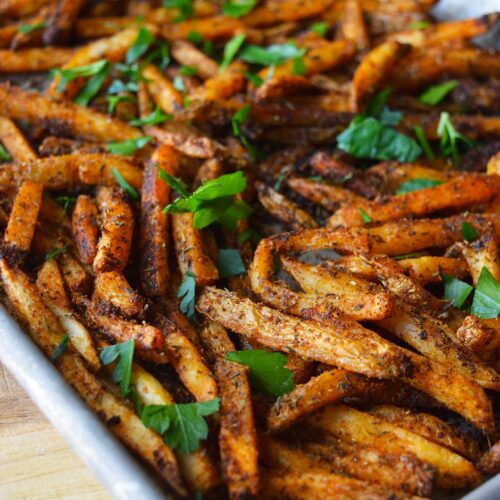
left=106, top=136, right=152, bottom=156
left=219, top=33, right=247, bottom=72
left=471, top=267, right=500, bottom=319
left=310, top=21, right=328, bottom=37
left=178, top=271, right=197, bottom=323
left=129, top=107, right=173, bottom=126
left=359, top=208, right=372, bottom=224
left=443, top=274, right=474, bottom=309
left=111, top=167, right=139, bottom=200
left=420, top=80, right=459, bottom=106
left=222, top=0, right=257, bottom=18
left=51, top=335, right=69, bottom=362
left=461, top=221, right=478, bottom=242
left=17, top=22, right=47, bottom=34
left=396, top=178, right=443, bottom=195
left=218, top=249, right=246, bottom=278
left=413, top=125, right=435, bottom=159
left=437, top=112, right=474, bottom=163
left=100, top=340, right=135, bottom=396
left=46, top=247, right=67, bottom=261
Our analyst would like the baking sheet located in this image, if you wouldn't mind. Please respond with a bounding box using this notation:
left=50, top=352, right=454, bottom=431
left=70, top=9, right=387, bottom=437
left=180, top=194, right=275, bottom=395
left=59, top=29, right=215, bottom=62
left=1, top=1, right=500, bottom=499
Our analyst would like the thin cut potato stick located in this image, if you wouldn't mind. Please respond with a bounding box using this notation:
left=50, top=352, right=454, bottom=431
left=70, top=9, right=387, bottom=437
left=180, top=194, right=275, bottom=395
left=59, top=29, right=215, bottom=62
left=172, top=212, right=219, bottom=285
left=191, top=61, right=247, bottom=101
left=36, top=259, right=100, bottom=371
left=161, top=16, right=244, bottom=41
left=0, top=83, right=141, bottom=142
left=307, top=404, right=482, bottom=490
left=0, top=47, right=75, bottom=72
left=143, top=64, right=183, bottom=114
left=171, top=40, right=218, bottom=80
left=397, top=256, right=469, bottom=284
left=369, top=405, right=480, bottom=461
left=3, top=180, right=43, bottom=264
left=72, top=195, right=99, bottom=265
left=93, top=186, right=133, bottom=273
left=478, top=440, right=500, bottom=475
left=0, top=0, right=53, bottom=17
left=0, top=259, right=186, bottom=496
left=456, top=316, right=500, bottom=355
left=197, top=287, right=411, bottom=380
left=0, top=117, right=37, bottom=163
left=328, top=174, right=500, bottom=228
left=42, top=0, right=85, bottom=45
left=338, top=0, right=369, bottom=51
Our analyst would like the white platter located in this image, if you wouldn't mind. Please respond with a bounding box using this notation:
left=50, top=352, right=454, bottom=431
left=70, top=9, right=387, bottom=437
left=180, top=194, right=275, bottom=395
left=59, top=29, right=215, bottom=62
left=1, top=0, right=499, bottom=498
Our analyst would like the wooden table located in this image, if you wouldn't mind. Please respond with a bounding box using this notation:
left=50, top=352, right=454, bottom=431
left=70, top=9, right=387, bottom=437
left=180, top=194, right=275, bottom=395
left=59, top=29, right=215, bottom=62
left=0, top=363, right=110, bottom=499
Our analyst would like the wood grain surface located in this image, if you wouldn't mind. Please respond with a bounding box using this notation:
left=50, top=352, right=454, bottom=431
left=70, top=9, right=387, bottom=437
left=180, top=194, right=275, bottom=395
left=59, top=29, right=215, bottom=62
left=0, top=362, right=110, bottom=499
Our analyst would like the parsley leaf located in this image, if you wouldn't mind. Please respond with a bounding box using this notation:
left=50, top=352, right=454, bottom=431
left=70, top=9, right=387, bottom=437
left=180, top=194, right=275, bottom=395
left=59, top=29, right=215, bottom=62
left=420, top=80, right=459, bottom=106
left=100, top=340, right=135, bottom=397
left=163, top=171, right=251, bottom=230
left=219, top=33, right=246, bottom=73
left=111, top=167, right=139, bottom=200
left=310, top=21, right=328, bottom=37
left=393, top=252, right=423, bottom=261
left=74, top=62, right=110, bottom=106
left=292, top=56, right=306, bottom=76
left=106, top=136, right=152, bottom=155
left=218, top=249, right=245, bottom=278
left=178, top=271, right=197, bottom=323
left=52, top=60, right=109, bottom=93
left=127, top=27, right=155, bottom=64
left=187, top=31, right=203, bottom=43
left=17, top=22, right=47, bottom=34
left=231, top=104, right=251, bottom=136
left=55, top=196, right=76, bottom=214
left=222, top=0, right=257, bottom=17
left=396, top=178, right=444, bottom=195
left=413, top=125, right=435, bottom=159
left=141, top=398, right=220, bottom=453
left=129, top=107, right=173, bottom=126
left=244, top=71, right=263, bottom=86
left=46, top=246, right=67, bottom=261
left=437, top=112, right=474, bottom=163
left=226, top=350, right=295, bottom=397
left=107, top=94, right=137, bottom=114
left=409, top=20, right=431, bottom=30
left=359, top=208, right=372, bottom=224
left=163, top=0, right=194, bottom=22
left=0, top=143, right=12, bottom=161
left=51, top=334, right=69, bottom=362
left=471, top=267, right=500, bottom=319
left=240, top=43, right=306, bottom=66
left=443, top=274, right=473, bottom=309
left=179, top=64, right=198, bottom=76
left=157, top=168, right=190, bottom=197
left=337, top=116, right=421, bottom=162
left=461, top=221, right=478, bottom=242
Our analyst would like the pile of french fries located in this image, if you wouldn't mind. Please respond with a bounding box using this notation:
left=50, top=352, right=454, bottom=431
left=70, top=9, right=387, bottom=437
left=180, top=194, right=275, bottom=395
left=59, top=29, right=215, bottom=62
left=0, top=0, right=499, bottom=498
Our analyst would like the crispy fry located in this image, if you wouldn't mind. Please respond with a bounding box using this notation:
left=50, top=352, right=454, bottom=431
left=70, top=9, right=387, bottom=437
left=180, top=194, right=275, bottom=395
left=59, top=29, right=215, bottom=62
left=198, top=287, right=411, bottom=380
left=42, top=0, right=85, bottom=45
left=93, top=186, right=133, bottom=273
left=478, top=440, right=500, bottom=476
left=142, top=64, right=183, bottom=114
left=3, top=180, right=43, bottom=265
left=338, top=0, right=369, bottom=51
left=308, top=404, right=482, bottom=490
left=0, top=47, right=75, bottom=72
left=171, top=40, right=218, bottom=80
left=71, top=195, right=99, bottom=265
left=0, top=117, right=37, bottom=163
left=192, top=61, right=247, bottom=101
left=161, top=16, right=244, bottom=41
left=397, top=256, right=469, bottom=284
left=456, top=316, right=500, bottom=354
left=0, top=259, right=186, bottom=496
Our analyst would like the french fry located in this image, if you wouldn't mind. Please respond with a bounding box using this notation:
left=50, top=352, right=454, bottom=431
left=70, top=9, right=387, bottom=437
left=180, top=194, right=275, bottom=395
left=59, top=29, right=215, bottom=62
left=328, top=174, right=500, bottom=228
left=0, top=117, right=37, bottom=163
left=0, top=0, right=53, bottom=18
left=94, top=271, right=146, bottom=319
left=0, top=47, right=75, bottom=72
left=256, top=182, right=318, bottom=230
left=397, top=256, right=469, bottom=284
left=171, top=40, right=218, bottom=80
left=172, top=212, right=219, bottom=285
left=36, top=259, right=101, bottom=371
left=10, top=5, right=53, bottom=49
left=71, top=195, right=99, bottom=266
left=142, top=64, right=183, bottom=114
left=42, top=0, right=85, bottom=45
left=0, top=259, right=186, bottom=496
left=199, top=321, right=260, bottom=499
left=254, top=75, right=313, bottom=101
left=197, top=287, right=411, bottom=380
left=351, top=40, right=407, bottom=111
left=338, top=0, right=369, bottom=51
left=0, top=83, right=141, bottom=142
left=487, top=151, right=500, bottom=175
left=307, top=404, right=482, bottom=490
left=280, top=256, right=394, bottom=321
left=3, top=180, right=43, bottom=265
left=303, top=439, right=434, bottom=496
left=478, top=440, right=500, bottom=476
left=131, top=363, right=220, bottom=493
left=456, top=316, right=500, bottom=355
left=267, top=368, right=368, bottom=432
left=369, top=404, right=480, bottom=460
left=93, top=186, right=133, bottom=273
left=161, top=16, right=244, bottom=41
left=191, top=61, right=247, bottom=101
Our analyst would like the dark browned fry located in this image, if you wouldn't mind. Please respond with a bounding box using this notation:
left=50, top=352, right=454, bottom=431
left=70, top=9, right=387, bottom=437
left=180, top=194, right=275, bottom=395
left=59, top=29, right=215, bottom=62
left=72, top=195, right=99, bottom=265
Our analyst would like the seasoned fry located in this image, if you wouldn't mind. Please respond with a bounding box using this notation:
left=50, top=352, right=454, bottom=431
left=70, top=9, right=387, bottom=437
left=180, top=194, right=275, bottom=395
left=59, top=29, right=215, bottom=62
left=71, top=195, right=99, bottom=265
left=456, top=316, right=500, bottom=355
left=3, top=180, right=43, bottom=264
left=198, top=287, right=411, bottom=380
left=308, top=404, right=482, bottom=490
left=42, top=0, right=85, bottom=45
left=192, top=61, right=247, bottom=101
left=0, top=117, right=37, bottom=163
left=171, top=40, right=218, bottom=80
left=478, top=440, right=500, bottom=476
left=93, top=186, right=134, bottom=273
left=338, top=0, right=369, bottom=51
left=397, top=256, right=469, bottom=284
left=143, top=64, right=183, bottom=114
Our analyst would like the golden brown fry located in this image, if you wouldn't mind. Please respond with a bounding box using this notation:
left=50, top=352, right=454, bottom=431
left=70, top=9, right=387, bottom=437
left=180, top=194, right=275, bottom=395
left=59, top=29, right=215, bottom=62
left=198, top=287, right=410, bottom=380
left=369, top=405, right=480, bottom=461
left=267, top=368, right=368, bottom=432
left=254, top=75, right=313, bottom=101
left=280, top=256, right=394, bottom=321
left=328, top=174, right=500, bottom=228
left=42, top=0, right=85, bottom=45
left=0, top=259, right=186, bottom=496
left=0, top=0, right=54, bottom=17
left=3, top=180, right=43, bottom=264
left=0, top=83, right=141, bottom=142
left=161, top=16, right=244, bottom=41
left=172, top=213, right=219, bottom=286
left=338, top=0, right=369, bottom=51
left=308, top=404, right=482, bottom=490
left=142, top=64, right=183, bottom=114
left=94, top=271, right=145, bottom=319
left=171, top=40, right=218, bottom=80
left=71, top=195, right=99, bottom=265
left=191, top=61, right=247, bottom=101
left=93, top=186, right=133, bottom=273
left=487, top=151, right=500, bottom=175
left=478, top=440, right=500, bottom=476
left=36, top=259, right=100, bottom=371
left=303, top=440, right=434, bottom=496
left=256, top=181, right=318, bottom=230
left=0, top=47, right=75, bottom=72
left=456, top=316, right=500, bottom=355
left=140, top=145, right=178, bottom=297
left=397, top=256, right=469, bottom=284
left=10, top=5, right=52, bottom=49
left=351, top=40, right=406, bottom=111
left=0, top=117, right=37, bottom=163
